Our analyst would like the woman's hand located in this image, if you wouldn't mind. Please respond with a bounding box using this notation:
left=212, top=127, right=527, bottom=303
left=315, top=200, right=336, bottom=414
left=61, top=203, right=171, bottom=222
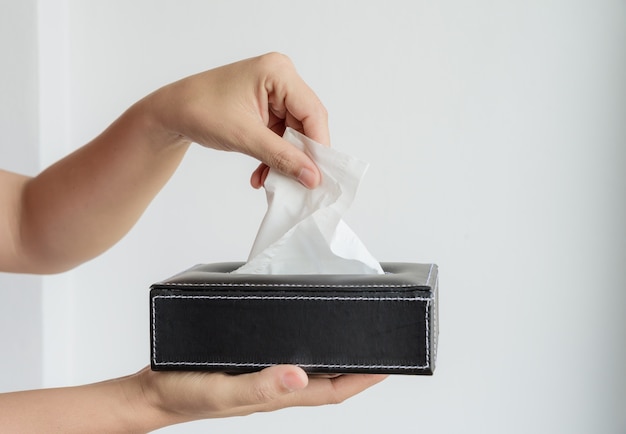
left=0, top=365, right=386, bottom=433
left=141, top=52, right=329, bottom=188
left=1, top=53, right=329, bottom=274
left=135, top=365, right=387, bottom=429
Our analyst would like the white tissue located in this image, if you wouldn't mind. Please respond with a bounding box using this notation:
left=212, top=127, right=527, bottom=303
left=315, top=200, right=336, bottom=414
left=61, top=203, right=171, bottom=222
left=233, top=127, right=383, bottom=275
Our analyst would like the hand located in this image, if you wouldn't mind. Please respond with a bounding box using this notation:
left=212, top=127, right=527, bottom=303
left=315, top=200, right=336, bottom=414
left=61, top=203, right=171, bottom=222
left=0, top=365, right=386, bottom=433
left=137, top=365, right=387, bottom=425
left=1, top=53, right=330, bottom=274
left=140, top=52, right=329, bottom=188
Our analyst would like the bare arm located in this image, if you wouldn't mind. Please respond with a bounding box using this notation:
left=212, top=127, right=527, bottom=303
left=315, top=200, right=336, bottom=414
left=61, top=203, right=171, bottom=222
left=0, top=365, right=386, bottom=433
left=0, top=53, right=327, bottom=274
left=0, top=112, right=190, bottom=273
left=0, top=53, right=387, bottom=431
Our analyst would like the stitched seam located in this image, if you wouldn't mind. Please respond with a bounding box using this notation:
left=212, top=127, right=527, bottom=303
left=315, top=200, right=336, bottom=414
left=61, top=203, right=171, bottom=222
left=154, top=295, right=431, bottom=302
left=154, top=282, right=422, bottom=289
left=432, top=274, right=439, bottom=363
left=425, top=298, right=430, bottom=367
left=154, top=264, right=435, bottom=289
left=152, top=295, right=432, bottom=370
left=152, top=361, right=430, bottom=369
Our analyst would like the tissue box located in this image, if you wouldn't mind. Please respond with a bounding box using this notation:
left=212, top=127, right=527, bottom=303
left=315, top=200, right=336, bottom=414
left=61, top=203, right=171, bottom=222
left=150, top=262, right=438, bottom=375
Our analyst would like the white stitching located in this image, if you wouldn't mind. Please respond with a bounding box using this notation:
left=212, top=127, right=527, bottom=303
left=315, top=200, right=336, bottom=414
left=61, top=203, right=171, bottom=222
left=152, top=296, right=157, bottom=367
left=152, top=294, right=433, bottom=370
left=432, top=274, right=439, bottom=366
left=425, top=298, right=430, bottom=367
left=154, top=295, right=431, bottom=302
left=152, top=361, right=430, bottom=370
left=154, top=265, right=436, bottom=289
left=155, top=282, right=421, bottom=289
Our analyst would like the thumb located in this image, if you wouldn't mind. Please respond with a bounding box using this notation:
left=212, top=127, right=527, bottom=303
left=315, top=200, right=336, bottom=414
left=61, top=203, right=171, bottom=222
left=230, top=365, right=309, bottom=407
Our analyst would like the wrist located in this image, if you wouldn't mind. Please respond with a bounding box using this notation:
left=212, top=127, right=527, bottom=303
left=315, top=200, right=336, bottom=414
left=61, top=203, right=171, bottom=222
left=131, top=367, right=191, bottom=431
left=116, top=368, right=182, bottom=433
left=126, top=92, right=192, bottom=155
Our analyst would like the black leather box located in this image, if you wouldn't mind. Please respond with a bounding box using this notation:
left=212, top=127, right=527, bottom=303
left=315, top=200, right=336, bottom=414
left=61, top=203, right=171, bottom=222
left=150, top=262, right=438, bottom=375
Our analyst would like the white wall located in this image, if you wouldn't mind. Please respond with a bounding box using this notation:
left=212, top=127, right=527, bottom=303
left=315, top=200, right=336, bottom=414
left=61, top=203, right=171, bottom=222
left=2, top=0, right=625, bottom=432
left=0, top=0, right=43, bottom=392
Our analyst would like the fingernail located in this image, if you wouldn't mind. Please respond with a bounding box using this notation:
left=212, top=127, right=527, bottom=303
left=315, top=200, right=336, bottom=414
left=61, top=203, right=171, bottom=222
left=281, top=372, right=305, bottom=392
left=297, top=167, right=318, bottom=188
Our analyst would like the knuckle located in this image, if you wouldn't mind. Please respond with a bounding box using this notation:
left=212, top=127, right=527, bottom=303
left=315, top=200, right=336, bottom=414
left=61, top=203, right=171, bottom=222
left=267, top=148, right=296, bottom=176
left=257, top=52, right=294, bottom=73
left=316, top=102, right=329, bottom=121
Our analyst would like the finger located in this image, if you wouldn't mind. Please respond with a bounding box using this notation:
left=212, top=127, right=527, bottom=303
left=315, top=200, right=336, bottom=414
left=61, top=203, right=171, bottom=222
left=214, top=365, right=309, bottom=412
left=263, top=55, right=330, bottom=146
left=248, top=126, right=322, bottom=188
left=250, top=372, right=387, bottom=417
left=250, top=163, right=270, bottom=189
left=292, top=374, right=388, bottom=407
left=282, top=88, right=330, bottom=147
left=241, top=373, right=388, bottom=415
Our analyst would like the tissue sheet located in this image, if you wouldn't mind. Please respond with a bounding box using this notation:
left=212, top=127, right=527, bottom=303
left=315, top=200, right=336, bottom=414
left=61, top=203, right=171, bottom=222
left=233, top=128, right=383, bottom=275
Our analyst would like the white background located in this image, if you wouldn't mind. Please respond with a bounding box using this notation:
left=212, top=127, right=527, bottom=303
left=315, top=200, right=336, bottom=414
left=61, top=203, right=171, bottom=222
left=1, top=0, right=625, bottom=433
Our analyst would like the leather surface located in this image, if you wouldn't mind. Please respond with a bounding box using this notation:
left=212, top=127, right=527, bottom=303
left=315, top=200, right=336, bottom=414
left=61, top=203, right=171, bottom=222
left=150, top=262, right=438, bottom=375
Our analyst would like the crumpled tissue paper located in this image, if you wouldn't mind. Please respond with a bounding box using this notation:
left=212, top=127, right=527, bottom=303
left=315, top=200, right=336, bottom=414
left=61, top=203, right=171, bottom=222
left=233, top=127, right=383, bottom=275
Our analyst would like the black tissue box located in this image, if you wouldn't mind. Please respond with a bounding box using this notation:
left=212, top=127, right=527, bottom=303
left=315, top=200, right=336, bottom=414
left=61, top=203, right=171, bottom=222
left=150, top=262, right=438, bottom=375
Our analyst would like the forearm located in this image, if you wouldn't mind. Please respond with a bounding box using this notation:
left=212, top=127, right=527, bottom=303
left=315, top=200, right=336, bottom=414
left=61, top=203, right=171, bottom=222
left=0, top=371, right=176, bottom=434
left=2, top=53, right=327, bottom=273
left=16, top=101, right=190, bottom=274
left=0, top=365, right=387, bottom=432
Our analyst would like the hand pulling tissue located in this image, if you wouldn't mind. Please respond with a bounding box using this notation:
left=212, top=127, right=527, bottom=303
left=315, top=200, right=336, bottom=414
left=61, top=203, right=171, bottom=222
left=149, top=128, right=439, bottom=375
left=233, top=127, right=383, bottom=275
